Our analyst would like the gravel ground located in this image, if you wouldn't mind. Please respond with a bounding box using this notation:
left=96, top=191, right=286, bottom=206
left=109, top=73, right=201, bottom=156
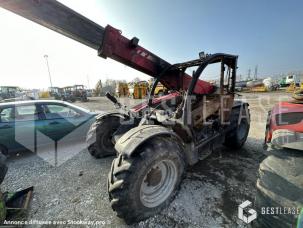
left=1, top=92, right=292, bottom=227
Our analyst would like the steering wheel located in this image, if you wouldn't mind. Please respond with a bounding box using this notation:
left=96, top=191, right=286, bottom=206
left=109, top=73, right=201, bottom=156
left=66, top=109, right=74, bottom=118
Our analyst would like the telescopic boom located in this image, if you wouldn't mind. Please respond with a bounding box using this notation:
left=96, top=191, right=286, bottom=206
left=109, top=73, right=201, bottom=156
left=0, top=0, right=214, bottom=94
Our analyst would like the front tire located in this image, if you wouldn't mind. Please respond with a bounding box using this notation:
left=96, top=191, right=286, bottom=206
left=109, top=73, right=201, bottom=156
left=86, top=116, right=121, bottom=158
left=255, top=149, right=303, bottom=228
left=108, top=137, right=185, bottom=224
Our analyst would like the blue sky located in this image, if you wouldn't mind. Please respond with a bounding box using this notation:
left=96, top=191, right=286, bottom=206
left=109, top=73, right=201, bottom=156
left=0, top=0, right=302, bottom=88
left=95, top=0, right=303, bottom=75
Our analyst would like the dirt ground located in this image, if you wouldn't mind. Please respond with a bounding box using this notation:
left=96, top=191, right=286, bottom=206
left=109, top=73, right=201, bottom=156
left=2, top=92, right=292, bottom=227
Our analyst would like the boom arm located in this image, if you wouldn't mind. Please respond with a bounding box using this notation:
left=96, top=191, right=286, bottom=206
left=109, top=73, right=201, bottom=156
left=0, top=0, right=213, bottom=94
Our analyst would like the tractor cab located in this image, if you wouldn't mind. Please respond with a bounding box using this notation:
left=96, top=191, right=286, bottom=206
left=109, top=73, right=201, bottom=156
left=49, top=87, right=63, bottom=100
left=0, top=86, right=21, bottom=101
left=62, top=86, right=75, bottom=102
left=147, top=53, right=239, bottom=127
left=73, top=85, right=88, bottom=102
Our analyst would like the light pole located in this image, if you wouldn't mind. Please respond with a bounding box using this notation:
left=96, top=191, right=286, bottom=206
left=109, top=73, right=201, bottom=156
left=44, top=54, right=53, bottom=88
left=86, top=75, right=90, bottom=89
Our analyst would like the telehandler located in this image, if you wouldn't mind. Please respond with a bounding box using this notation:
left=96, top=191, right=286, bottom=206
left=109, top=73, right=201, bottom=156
left=0, top=0, right=250, bottom=223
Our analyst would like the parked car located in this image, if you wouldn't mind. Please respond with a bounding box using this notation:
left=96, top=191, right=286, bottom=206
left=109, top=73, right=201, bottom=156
left=0, top=100, right=97, bottom=155
left=255, top=99, right=303, bottom=227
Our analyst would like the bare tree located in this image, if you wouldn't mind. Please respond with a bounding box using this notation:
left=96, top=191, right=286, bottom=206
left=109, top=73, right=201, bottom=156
left=101, top=79, right=117, bottom=95
left=94, top=80, right=102, bottom=96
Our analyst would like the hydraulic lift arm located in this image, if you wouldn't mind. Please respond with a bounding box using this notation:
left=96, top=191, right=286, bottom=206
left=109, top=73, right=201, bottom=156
left=0, top=0, right=214, bottom=94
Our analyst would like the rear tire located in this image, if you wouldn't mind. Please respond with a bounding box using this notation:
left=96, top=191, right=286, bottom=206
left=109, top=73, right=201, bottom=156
left=86, top=116, right=121, bottom=158
left=108, top=137, right=185, bottom=224
left=224, top=105, right=250, bottom=149
left=255, top=149, right=303, bottom=228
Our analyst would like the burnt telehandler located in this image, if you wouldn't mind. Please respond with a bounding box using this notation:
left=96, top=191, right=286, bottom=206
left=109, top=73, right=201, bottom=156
left=0, top=0, right=250, bottom=223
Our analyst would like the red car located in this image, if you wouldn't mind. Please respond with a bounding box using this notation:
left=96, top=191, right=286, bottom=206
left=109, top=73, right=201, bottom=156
left=265, top=100, right=303, bottom=149
left=256, top=99, right=303, bottom=228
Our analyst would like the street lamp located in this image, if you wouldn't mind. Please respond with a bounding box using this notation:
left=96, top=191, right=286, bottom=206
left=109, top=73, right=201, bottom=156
left=44, top=54, right=53, bottom=88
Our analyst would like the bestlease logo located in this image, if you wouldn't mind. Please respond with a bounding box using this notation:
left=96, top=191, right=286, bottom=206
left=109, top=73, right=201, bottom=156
left=238, top=200, right=257, bottom=224
left=238, top=200, right=302, bottom=225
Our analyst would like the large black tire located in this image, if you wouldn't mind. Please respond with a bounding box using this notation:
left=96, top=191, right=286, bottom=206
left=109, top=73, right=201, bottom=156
left=0, top=152, right=7, bottom=185
left=86, top=116, right=121, bottom=158
left=255, top=149, right=303, bottom=228
left=224, top=105, right=250, bottom=149
left=108, top=137, right=185, bottom=224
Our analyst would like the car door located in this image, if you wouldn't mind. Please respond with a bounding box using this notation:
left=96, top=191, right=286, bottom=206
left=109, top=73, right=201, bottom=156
left=40, top=103, right=85, bottom=142
left=0, top=106, right=15, bottom=152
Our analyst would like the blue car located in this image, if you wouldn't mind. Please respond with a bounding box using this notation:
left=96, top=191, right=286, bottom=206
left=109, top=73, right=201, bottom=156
left=0, top=100, right=97, bottom=155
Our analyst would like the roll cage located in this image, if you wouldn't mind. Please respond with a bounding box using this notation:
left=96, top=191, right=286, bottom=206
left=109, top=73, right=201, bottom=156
left=148, top=53, right=238, bottom=104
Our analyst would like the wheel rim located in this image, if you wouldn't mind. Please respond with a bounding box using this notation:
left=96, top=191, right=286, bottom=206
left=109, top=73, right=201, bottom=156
left=140, top=159, right=177, bottom=208
left=238, top=119, right=248, bottom=140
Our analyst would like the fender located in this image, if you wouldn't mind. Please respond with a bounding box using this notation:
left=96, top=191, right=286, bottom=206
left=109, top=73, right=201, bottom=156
left=95, top=111, right=128, bottom=121
left=115, top=125, right=184, bottom=158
